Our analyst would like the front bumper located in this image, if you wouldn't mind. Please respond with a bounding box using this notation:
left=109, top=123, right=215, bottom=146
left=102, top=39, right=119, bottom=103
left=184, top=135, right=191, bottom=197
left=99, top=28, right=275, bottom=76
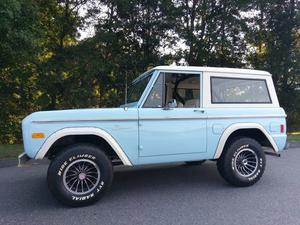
left=18, top=152, right=30, bottom=167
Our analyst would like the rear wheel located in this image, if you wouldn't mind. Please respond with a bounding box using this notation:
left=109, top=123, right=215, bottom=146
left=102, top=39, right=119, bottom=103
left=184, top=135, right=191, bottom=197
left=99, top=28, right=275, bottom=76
left=47, top=144, right=113, bottom=207
left=217, top=137, right=266, bottom=187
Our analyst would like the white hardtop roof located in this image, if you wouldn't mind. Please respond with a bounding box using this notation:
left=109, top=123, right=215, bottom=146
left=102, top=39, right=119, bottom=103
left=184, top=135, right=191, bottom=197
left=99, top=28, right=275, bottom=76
left=153, top=66, right=271, bottom=76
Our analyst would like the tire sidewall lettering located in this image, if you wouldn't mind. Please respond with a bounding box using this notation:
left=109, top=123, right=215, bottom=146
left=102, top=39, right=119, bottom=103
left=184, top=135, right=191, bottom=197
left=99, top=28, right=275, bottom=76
left=72, top=181, right=105, bottom=201
left=68, top=154, right=96, bottom=162
left=57, top=154, right=96, bottom=176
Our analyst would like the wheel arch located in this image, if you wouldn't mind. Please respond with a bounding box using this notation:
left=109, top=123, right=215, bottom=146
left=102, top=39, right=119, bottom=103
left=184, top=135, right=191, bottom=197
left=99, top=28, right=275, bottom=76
left=35, top=127, right=132, bottom=166
left=213, top=123, right=278, bottom=159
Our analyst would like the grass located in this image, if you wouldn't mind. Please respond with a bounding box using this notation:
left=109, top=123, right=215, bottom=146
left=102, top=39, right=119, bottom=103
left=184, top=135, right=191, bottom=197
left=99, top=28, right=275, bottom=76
left=0, top=144, right=24, bottom=160
left=288, top=132, right=300, bottom=141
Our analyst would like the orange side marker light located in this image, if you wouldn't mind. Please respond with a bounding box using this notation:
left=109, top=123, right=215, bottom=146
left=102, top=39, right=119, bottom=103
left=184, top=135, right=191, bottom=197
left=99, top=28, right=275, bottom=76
left=32, top=133, right=45, bottom=138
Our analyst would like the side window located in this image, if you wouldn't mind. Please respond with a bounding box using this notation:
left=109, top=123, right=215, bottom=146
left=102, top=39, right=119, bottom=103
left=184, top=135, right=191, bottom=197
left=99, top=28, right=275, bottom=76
left=143, top=73, right=163, bottom=108
left=143, top=72, right=201, bottom=108
left=127, top=73, right=152, bottom=104
left=211, top=77, right=271, bottom=103
left=165, top=73, right=200, bottom=108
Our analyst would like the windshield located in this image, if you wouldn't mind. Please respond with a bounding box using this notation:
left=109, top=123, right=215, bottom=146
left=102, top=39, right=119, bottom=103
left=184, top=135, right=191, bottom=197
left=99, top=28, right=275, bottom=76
left=127, top=71, right=153, bottom=104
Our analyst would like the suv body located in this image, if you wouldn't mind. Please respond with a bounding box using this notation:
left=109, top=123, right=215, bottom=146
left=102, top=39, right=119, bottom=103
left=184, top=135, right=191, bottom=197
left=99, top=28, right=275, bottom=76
left=20, top=66, right=287, bottom=206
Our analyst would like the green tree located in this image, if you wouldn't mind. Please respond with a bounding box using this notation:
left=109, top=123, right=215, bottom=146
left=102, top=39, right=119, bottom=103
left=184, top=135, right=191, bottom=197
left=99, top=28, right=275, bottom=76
left=173, top=0, right=248, bottom=67
left=0, top=0, right=42, bottom=143
left=35, top=0, right=86, bottom=110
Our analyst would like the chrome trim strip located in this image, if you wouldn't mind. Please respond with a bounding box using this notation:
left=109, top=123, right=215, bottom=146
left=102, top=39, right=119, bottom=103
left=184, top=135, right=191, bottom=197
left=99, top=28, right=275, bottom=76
left=31, top=114, right=286, bottom=123
left=32, top=118, right=137, bottom=123
left=35, top=127, right=132, bottom=166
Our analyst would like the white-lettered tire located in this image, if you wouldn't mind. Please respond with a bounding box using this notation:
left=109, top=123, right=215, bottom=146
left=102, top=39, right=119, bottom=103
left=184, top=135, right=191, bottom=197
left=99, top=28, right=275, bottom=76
left=47, top=144, right=113, bottom=207
left=217, top=137, right=266, bottom=187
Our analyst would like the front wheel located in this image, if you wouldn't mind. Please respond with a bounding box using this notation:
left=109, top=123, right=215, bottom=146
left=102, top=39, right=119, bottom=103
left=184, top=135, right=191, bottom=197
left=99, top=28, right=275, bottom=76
left=47, top=144, right=113, bottom=207
left=217, top=137, right=266, bottom=187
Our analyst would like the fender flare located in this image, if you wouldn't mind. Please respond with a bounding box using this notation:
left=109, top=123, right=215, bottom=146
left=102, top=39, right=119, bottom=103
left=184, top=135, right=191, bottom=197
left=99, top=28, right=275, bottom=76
left=213, top=123, right=279, bottom=159
left=35, top=127, right=132, bottom=166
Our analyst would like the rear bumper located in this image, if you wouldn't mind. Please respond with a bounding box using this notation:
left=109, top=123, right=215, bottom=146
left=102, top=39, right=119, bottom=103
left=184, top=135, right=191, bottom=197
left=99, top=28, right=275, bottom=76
left=18, top=152, right=30, bottom=167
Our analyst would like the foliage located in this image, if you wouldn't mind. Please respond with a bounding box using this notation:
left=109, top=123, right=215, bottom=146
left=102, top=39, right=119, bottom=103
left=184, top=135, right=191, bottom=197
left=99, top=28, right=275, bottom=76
left=0, top=0, right=42, bottom=143
left=0, top=0, right=299, bottom=144
left=173, top=0, right=249, bottom=67
left=0, top=144, right=23, bottom=159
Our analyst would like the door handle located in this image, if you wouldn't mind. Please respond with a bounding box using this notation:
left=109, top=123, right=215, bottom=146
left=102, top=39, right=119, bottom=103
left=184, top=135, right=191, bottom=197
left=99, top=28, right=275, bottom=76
left=193, top=109, right=205, bottom=113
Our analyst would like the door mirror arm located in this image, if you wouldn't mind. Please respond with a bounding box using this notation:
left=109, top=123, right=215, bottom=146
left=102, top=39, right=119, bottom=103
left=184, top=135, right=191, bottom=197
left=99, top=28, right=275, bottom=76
left=163, top=99, right=177, bottom=110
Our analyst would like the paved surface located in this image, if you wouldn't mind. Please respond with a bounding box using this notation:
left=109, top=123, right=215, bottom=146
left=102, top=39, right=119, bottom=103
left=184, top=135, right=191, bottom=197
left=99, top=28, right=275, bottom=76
left=289, top=140, right=300, bottom=149
left=0, top=148, right=300, bottom=225
left=0, top=159, right=18, bottom=168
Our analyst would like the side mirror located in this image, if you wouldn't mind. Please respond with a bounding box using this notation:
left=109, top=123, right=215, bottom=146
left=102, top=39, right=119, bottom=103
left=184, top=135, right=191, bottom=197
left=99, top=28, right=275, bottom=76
left=164, top=99, right=177, bottom=110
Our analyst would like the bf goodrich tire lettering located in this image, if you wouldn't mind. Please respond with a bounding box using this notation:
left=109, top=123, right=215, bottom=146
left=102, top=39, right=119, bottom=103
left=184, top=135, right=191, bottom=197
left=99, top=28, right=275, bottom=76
left=47, top=144, right=113, bottom=207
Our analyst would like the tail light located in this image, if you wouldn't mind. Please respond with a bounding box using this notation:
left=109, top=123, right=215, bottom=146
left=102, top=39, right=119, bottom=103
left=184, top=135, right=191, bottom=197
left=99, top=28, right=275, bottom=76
left=280, top=124, right=285, bottom=133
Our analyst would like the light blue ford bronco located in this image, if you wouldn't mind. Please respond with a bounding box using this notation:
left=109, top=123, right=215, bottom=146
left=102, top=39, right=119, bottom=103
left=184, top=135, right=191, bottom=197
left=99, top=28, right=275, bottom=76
left=20, top=66, right=287, bottom=206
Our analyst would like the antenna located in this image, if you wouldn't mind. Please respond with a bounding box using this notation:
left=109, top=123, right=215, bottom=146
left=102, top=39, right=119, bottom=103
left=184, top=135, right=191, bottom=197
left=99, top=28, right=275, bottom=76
left=125, top=73, right=128, bottom=105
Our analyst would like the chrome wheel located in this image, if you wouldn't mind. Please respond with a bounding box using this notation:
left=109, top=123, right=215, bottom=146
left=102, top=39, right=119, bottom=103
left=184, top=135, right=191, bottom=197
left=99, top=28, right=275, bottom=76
left=63, top=159, right=100, bottom=195
left=233, top=148, right=258, bottom=178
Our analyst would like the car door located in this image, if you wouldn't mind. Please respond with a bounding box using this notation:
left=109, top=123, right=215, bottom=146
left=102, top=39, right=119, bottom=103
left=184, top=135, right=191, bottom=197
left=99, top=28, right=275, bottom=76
left=138, top=71, right=207, bottom=158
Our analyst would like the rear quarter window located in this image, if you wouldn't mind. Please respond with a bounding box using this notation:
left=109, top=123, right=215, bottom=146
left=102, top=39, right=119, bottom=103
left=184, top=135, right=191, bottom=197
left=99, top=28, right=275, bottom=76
left=211, top=77, right=271, bottom=104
